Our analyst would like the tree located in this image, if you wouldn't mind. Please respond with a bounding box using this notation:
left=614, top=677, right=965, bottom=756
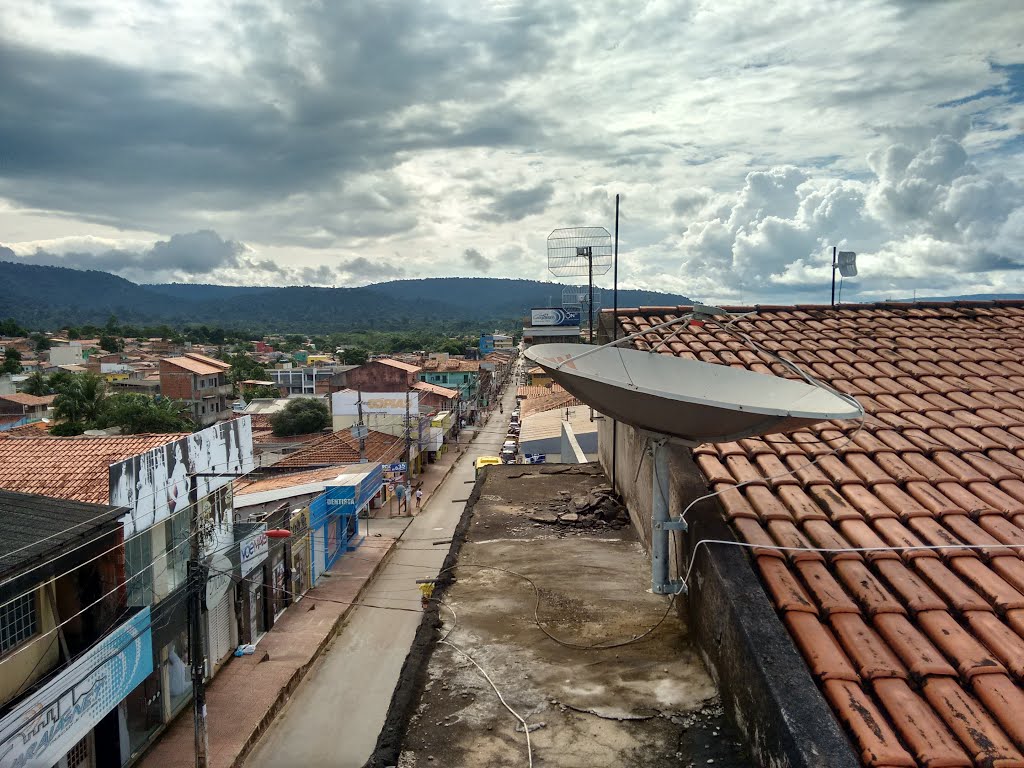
left=0, top=318, right=26, bottom=337
left=94, top=394, right=194, bottom=434
left=98, top=334, right=122, bottom=353
left=32, top=334, right=51, bottom=352
left=1, top=348, right=22, bottom=375
left=339, top=347, right=368, bottom=366
left=52, top=373, right=107, bottom=431
left=270, top=398, right=330, bottom=436
left=226, top=352, right=269, bottom=393
left=22, top=371, right=49, bottom=396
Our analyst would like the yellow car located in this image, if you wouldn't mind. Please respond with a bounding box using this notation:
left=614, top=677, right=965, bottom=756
left=475, top=456, right=501, bottom=478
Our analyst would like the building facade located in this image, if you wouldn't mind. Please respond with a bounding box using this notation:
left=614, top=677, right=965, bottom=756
left=159, top=353, right=232, bottom=427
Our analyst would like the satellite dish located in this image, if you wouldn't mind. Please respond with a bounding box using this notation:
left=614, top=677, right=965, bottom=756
left=524, top=343, right=862, bottom=444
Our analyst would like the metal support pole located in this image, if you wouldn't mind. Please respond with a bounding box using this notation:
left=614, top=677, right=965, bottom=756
left=357, top=389, right=366, bottom=463
left=612, top=193, right=619, bottom=491
left=650, top=440, right=670, bottom=594
left=588, top=255, right=594, bottom=344
left=187, top=476, right=208, bottom=768
left=830, top=246, right=837, bottom=306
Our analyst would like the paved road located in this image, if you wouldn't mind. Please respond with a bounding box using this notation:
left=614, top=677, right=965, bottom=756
left=245, top=374, right=521, bottom=768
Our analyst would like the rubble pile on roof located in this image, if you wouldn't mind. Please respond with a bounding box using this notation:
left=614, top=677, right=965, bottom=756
left=527, top=484, right=631, bottom=531
left=616, top=301, right=1024, bottom=767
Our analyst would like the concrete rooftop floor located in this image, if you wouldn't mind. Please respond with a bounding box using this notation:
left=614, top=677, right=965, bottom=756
left=393, top=464, right=750, bottom=768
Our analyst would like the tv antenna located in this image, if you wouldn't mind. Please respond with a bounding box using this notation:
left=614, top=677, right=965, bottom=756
left=561, top=285, right=601, bottom=322
left=524, top=315, right=862, bottom=596
left=547, top=227, right=612, bottom=342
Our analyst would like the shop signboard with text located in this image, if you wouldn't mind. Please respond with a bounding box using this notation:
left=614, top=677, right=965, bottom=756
left=240, top=525, right=269, bottom=578
left=0, top=608, right=153, bottom=768
left=530, top=308, right=581, bottom=327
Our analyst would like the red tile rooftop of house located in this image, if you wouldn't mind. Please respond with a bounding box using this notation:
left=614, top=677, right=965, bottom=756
left=0, top=434, right=189, bottom=504
left=615, top=301, right=1024, bottom=767
left=270, top=428, right=404, bottom=468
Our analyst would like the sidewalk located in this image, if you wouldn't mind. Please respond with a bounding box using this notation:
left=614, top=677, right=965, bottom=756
left=138, top=392, right=511, bottom=768
left=371, top=439, right=463, bottom=518
left=136, top=529, right=403, bottom=768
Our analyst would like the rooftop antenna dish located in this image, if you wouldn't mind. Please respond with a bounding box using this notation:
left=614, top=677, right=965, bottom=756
left=547, top=227, right=612, bottom=342
left=524, top=320, right=863, bottom=596
left=831, top=247, right=857, bottom=305
left=561, top=285, right=602, bottom=332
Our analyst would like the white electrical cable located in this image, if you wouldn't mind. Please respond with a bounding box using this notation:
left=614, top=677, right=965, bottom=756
left=0, top=454, right=254, bottom=564
left=681, top=539, right=1024, bottom=592
left=0, top=456, right=257, bottom=611
left=0, top=523, right=204, bottom=667
left=439, top=639, right=533, bottom=768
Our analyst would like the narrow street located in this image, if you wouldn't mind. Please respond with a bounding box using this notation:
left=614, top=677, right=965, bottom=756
left=244, top=370, right=522, bottom=768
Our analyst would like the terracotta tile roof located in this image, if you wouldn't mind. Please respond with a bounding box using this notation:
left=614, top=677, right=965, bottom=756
left=521, top=390, right=581, bottom=418
left=161, top=353, right=230, bottom=375
left=617, top=301, right=1024, bottom=767
left=412, top=381, right=460, bottom=399
left=234, top=466, right=348, bottom=496
left=0, top=393, right=54, bottom=407
left=421, top=358, right=480, bottom=373
left=0, top=434, right=187, bottom=504
left=271, top=429, right=403, bottom=468
left=376, top=358, right=421, bottom=373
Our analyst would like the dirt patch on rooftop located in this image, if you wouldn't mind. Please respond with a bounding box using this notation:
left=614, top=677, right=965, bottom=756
left=395, top=464, right=749, bottom=768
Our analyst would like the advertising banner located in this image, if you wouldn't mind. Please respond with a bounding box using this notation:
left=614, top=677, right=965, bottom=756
left=240, top=525, right=269, bottom=578
left=110, top=417, right=255, bottom=537
left=331, top=391, right=419, bottom=416
left=530, top=308, right=581, bottom=327
left=0, top=608, right=153, bottom=768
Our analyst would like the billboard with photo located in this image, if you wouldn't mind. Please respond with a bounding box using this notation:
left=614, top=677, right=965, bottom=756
left=109, top=417, right=255, bottom=538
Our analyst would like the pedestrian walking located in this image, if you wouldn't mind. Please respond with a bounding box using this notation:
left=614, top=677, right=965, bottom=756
left=415, top=488, right=423, bottom=510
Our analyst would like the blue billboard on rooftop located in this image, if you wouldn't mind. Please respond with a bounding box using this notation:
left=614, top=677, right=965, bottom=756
left=530, top=308, right=581, bottom=327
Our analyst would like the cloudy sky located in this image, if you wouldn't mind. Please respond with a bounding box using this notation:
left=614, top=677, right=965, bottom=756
left=1, top=0, right=1022, bottom=303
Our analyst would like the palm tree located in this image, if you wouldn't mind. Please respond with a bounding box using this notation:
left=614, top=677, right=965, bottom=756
left=22, top=371, right=49, bottom=396
left=52, top=373, right=107, bottom=430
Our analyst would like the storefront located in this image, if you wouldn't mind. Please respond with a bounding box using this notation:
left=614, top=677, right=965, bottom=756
left=0, top=609, right=154, bottom=768
left=309, top=464, right=384, bottom=584
left=289, top=507, right=311, bottom=600
left=237, top=524, right=270, bottom=645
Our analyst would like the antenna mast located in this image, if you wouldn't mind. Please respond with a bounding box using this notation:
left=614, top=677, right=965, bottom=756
left=547, top=227, right=612, bottom=343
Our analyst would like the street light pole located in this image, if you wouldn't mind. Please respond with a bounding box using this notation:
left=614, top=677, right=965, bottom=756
left=187, top=475, right=209, bottom=768
left=830, top=245, right=837, bottom=306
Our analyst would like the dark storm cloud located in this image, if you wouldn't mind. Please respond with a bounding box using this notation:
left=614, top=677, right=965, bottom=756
left=149, top=231, right=245, bottom=272
left=335, top=257, right=403, bottom=280
left=0, top=2, right=567, bottom=232
left=10, top=231, right=245, bottom=275
left=462, top=248, right=491, bottom=271
left=475, top=182, right=555, bottom=223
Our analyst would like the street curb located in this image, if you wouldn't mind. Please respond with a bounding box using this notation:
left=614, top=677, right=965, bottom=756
left=228, top=534, right=402, bottom=768
left=361, top=474, right=485, bottom=768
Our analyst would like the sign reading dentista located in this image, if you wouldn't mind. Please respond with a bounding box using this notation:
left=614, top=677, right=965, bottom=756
left=531, top=308, right=581, bottom=327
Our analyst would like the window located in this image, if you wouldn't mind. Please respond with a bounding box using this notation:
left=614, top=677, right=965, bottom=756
left=126, top=532, right=154, bottom=607
left=165, top=509, right=189, bottom=593
left=0, top=592, right=37, bottom=654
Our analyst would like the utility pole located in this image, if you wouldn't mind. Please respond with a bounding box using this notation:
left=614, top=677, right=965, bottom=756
left=187, top=474, right=209, bottom=768
left=356, top=389, right=366, bottom=463
left=405, top=389, right=412, bottom=471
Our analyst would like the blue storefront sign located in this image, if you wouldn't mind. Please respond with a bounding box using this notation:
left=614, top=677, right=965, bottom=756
left=310, top=464, right=385, bottom=580
left=0, top=608, right=153, bottom=768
